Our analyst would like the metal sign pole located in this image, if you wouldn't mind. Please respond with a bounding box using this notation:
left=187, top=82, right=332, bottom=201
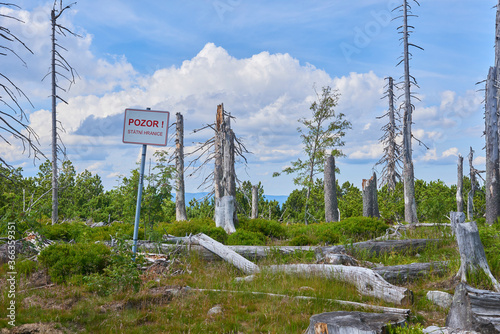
left=132, top=143, right=147, bottom=260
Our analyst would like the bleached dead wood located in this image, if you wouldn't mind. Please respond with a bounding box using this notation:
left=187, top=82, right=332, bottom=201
left=175, top=112, right=188, bottom=221
left=215, top=196, right=236, bottom=234
left=446, top=283, right=500, bottom=333
left=264, top=264, right=413, bottom=305
left=191, top=233, right=259, bottom=275
left=324, top=155, right=339, bottom=222
left=192, top=288, right=410, bottom=315
left=321, top=239, right=441, bottom=257
left=251, top=185, right=258, bottom=219
left=305, top=311, right=407, bottom=334
left=457, top=154, right=464, bottom=213
left=450, top=212, right=500, bottom=291
left=373, top=261, right=450, bottom=285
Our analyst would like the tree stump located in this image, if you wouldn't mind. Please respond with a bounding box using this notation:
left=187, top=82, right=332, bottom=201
left=446, top=282, right=500, bottom=333
left=324, top=155, right=339, bottom=222
left=305, top=311, right=407, bottom=334
left=450, top=212, right=500, bottom=291
left=362, top=173, right=380, bottom=218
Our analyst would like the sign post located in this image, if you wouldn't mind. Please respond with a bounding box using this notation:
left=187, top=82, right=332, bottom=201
left=122, top=108, right=170, bottom=259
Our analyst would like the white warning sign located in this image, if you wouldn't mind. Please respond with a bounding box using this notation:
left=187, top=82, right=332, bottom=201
left=122, top=108, right=170, bottom=146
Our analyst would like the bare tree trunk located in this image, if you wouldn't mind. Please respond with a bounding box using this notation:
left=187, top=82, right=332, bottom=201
left=251, top=185, right=258, bottom=219
left=450, top=212, right=500, bottom=292
left=51, top=10, right=58, bottom=225
left=214, top=104, right=224, bottom=203
left=485, top=66, right=500, bottom=225
left=223, top=115, right=237, bottom=226
left=402, top=0, right=418, bottom=225
left=324, top=155, right=339, bottom=222
left=175, top=112, right=187, bottom=221
left=467, top=147, right=476, bottom=221
left=362, top=172, right=380, bottom=218
left=457, top=154, right=464, bottom=213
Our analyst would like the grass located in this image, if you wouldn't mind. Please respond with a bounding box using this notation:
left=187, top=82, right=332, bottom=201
left=2, top=221, right=499, bottom=333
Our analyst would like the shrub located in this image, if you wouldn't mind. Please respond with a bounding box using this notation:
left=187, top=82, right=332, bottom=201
left=38, top=243, right=111, bottom=284
left=156, top=218, right=227, bottom=244
left=289, top=234, right=317, bottom=246
left=227, top=230, right=266, bottom=246
left=238, top=218, right=287, bottom=239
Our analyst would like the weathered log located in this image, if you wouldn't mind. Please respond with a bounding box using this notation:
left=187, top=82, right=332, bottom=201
left=362, top=172, right=380, bottom=218
left=191, top=233, right=259, bottom=275
left=175, top=112, right=188, bottom=221
left=446, top=282, right=500, bottom=333
left=305, top=311, right=407, bottom=334
left=320, top=239, right=441, bottom=258
left=324, top=155, right=339, bottom=222
left=450, top=212, right=500, bottom=291
left=457, top=154, right=464, bottom=213
left=251, top=185, right=258, bottom=219
left=373, top=261, right=450, bottom=285
left=264, top=264, right=413, bottom=305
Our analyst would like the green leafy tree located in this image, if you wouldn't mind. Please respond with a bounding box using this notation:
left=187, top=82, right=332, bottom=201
left=274, top=86, right=351, bottom=224
left=283, top=179, right=325, bottom=223
left=338, top=181, right=362, bottom=219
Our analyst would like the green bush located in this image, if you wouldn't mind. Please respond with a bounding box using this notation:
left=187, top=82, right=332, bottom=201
left=38, top=243, right=111, bottom=284
left=227, top=230, right=266, bottom=246
left=155, top=218, right=227, bottom=244
left=289, top=234, right=317, bottom=246
left=238, top=217, right=287, bottom=239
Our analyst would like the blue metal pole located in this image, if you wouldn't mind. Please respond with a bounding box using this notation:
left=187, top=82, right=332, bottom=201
left=132, top=143, right=147, bottom=260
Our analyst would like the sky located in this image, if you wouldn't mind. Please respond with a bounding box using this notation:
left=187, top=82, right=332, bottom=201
left=0, top=0, right=495, bottom=196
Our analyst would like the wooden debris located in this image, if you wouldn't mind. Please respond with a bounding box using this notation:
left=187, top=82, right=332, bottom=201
left=264, top=264, right=413, bottom=305
left=373, top=261, right=450, bottom=285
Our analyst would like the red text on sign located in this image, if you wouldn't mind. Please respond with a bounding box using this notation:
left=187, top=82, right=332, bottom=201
left=128, top=119, right=160, bottom=127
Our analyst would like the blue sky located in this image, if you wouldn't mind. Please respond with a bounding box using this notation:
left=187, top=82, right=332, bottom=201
left=1, top=0, right=495, bottom=195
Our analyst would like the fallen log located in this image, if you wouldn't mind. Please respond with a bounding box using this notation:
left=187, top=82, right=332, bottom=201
left=320, top=239, right=441, bottom=258
left=373, top=261, right=450, bottom=285
left=446, top=282, right=500, bottom=333
left=264, top=264, right=413, bottom=305
left=305, top=311, right=407, bottom=334
left=450, top=212, right=500, bottom=291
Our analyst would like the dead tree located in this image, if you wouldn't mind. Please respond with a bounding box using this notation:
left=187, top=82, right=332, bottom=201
left=450, top=212, right=500, bottom=292
left=0, top=4, right=44, bottom=178
left=362, top=172, right=380, bottom=218
left=251, top=185, right=258, bottom=219
left=47, top=1, right=80, bottom=224
left=376, top=77, right=402, bottom=191
left=467, top=147, right=484, bottom=221
left=396, top=0, right=422, bottom=224
left=457, top=154, right=464, bottom=213
left=175, top=112, right=187, bottom=221
left=324, top=155, right=339, bottom=222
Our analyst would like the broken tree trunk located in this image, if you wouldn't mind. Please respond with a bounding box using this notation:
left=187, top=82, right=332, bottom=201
left=457, top=154, right=464, bottom=213
left=362, top=172, right=380, bottom=218
left=251, top=185, right=258, bottom=219
left=450, top=212, right=500, bottom=291
left=175, top=112, right=187, bottom=221
left=214, top=104, right=224, bottom=204
left=215, top=196, right=236, bottom=234
left=265, top=264, right=413, bottom=305
left=467, top=147, right=476, bottom=221
left=373, top=261, right=450, bottom=285
left=305, top=311, right=407, bottom=334
left=324, top=155, right=339, bottom=222
left=446, top=282, right=500, bottom=333
left=191, top=233, right=259, bottom=275
left=485, top=66, right=500, bottom=225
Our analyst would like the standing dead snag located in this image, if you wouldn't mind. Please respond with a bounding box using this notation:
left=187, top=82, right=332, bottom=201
left=457, top=154, right=464, bottom=213
left=175, top=113, right=187, bottom=221
left=324, top=155, right=339, bottom=222
left=47, top=1, right=80, bottom=224
left=376, top=77, right=402, bottom=191
left=362, top=172, right=380, bottom=218
left=251, top=185, right=258, bottom=219
left=450, top=212, right=500, bottom=292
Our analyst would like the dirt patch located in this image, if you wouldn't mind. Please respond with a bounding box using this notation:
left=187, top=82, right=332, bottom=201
left=1, top=323, right=66, bottom=334
left=22, top=294, right=80, bottom=311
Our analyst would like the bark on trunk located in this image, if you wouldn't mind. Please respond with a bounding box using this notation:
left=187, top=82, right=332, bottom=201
left=305, top=311, right=407, bottom=334
left=450, top=212, right=500, bottom=291
left=446, top=282, right=500, bottom=333
left=324, top=155, right=339, bottom=222
left=265, top=264, right=413, bottom=305
left=485, top=66, right=500, bottom=225
left=215, top=196, right=236, bottom=234
left=51, top=11, right=58, bottom=225
left=191, top=233, right=259, bottom=275
left=457, top=154, right=464, bottom=213
left=362, top=172, right=380, bottom=218
left=251, top=185, right=258, bottom=219
left=175, top=112, right=187, bottom=221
